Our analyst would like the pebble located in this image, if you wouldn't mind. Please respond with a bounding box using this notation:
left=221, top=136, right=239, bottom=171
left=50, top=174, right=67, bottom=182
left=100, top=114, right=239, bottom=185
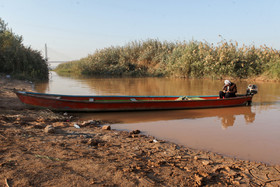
left=87, top=138, right=99, bottom=146
left=81, top=120, right=95, bottom=127
left=74, top=123, right=80, bottom=129
left=232, top=181, right=240, bottom=185
left=53, top=122, right=69, bottom=128
left=130, top=129, right=141, bottom=134
left=102, top=125, right=111, bottom=130
left=202, top=160, right=211, bottom=166
left=44, top=125, right=55, bottom=133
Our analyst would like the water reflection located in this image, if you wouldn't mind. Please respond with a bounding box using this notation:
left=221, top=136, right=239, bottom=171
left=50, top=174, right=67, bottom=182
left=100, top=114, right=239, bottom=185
left=220, top=115, right=235, bottom=128
left=244, top=111, right=256, bottom=123
left=218, top=107, right=256, bottom=129
left=78, top=106, right=256, bottom=129
left=219, top=112, right=256, bottom=129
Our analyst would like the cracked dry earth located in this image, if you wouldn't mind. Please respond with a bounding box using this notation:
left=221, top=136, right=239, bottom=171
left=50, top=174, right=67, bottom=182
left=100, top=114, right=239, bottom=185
left=1, top=76, right=280, bottom=186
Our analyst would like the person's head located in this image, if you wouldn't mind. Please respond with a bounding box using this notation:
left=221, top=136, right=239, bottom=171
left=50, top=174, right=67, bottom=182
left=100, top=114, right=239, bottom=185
left=224, top=80, right=231, bottom=86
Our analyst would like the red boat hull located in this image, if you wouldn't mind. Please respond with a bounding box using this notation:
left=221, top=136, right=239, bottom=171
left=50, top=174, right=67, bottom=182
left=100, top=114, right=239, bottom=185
left=15, top=91, right=253, bottom=112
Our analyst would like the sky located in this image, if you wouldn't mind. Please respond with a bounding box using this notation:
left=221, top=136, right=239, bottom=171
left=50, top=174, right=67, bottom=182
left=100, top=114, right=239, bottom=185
left=0, top=0, right=280, bottom=61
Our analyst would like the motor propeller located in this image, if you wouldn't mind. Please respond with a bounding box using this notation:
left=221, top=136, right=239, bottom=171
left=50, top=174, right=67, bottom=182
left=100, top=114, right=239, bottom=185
left=246, top=84, right=258, bottom=95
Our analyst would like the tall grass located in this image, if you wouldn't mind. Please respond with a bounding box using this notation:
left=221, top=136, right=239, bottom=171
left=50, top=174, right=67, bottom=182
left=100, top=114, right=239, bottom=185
left=55, top=39, right=280, bottom=80
left=0, top=18, right=48, bottom=81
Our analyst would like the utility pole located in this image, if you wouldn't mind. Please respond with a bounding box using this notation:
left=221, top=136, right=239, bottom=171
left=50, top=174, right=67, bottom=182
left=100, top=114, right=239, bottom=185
left=45, top=43, right=48, bottom=61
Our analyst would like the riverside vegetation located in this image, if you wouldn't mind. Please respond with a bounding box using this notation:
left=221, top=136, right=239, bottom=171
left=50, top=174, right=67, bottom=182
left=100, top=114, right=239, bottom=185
left=0, top=18, right=48, bottom=81
left=55, top=39, right=280, bottom=80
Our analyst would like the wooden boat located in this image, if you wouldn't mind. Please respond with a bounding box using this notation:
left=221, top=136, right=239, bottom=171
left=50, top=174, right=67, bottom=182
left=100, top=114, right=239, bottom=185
left=15, top=85, right=257, bottom=112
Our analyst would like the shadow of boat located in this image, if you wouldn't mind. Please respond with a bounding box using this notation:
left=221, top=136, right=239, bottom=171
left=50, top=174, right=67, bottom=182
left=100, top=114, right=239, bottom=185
left=75, top=106, right=256, bottom=128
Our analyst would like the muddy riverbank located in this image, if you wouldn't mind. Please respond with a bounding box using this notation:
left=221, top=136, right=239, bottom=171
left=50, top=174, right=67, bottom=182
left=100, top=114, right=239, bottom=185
left=1, top=76, right=280, bottom=186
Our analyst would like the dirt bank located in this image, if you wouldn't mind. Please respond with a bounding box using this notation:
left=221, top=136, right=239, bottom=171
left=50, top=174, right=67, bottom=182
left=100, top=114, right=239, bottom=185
left=0, top=76, right=280, bottom=186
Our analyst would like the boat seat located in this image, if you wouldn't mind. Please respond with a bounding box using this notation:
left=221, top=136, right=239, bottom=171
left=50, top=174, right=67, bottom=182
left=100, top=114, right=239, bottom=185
left=176, top=96, right=187, bottom=100
left=176, top=96, right=204, bottom=100
left=187, top=97, right=204, bottom=100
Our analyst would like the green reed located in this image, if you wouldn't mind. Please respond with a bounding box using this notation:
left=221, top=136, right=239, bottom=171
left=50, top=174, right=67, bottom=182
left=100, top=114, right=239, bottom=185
left=55, top=39, right=280, bottom=80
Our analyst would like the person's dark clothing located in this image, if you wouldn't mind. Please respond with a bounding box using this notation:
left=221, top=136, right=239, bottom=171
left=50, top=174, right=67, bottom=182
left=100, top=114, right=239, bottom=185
left=219, top=82, right=237, bottom=98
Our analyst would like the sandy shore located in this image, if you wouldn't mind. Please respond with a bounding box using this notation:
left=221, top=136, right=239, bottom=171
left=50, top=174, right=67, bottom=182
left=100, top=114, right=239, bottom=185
left=1, top=76, right=280, bottom=186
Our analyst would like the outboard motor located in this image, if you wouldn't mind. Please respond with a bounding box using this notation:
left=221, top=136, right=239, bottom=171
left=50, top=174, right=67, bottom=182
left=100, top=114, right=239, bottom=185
left=246, top=84, right=258, bottom=95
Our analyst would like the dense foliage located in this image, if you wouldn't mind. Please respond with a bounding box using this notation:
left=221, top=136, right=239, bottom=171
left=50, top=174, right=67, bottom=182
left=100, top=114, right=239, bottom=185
left=56, top=39, right=280, bottom=80
left=0, top=18, right=48, bottom=81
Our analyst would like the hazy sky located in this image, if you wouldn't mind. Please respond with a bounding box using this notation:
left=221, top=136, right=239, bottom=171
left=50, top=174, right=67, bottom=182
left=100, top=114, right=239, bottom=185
left=1, top=0, right=279, bottom=61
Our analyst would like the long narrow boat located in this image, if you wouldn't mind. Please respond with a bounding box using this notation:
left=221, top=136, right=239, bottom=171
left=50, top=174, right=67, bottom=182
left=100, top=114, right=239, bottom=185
left=14, top=85, right=258, bottom=112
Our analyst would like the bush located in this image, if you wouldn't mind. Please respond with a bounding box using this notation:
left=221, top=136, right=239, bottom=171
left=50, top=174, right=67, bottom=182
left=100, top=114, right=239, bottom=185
left=54, top=39, right=280, bottom=80
left=0, top=18, right=48, bottom=81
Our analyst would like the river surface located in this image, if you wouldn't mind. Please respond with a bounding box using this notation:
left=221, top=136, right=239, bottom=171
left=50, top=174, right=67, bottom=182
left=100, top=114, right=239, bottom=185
left=35, top=72, right=280, bottom=165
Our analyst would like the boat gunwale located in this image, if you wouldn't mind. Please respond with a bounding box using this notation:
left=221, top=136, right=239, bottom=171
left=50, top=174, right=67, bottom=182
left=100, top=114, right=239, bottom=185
left=17, top=91, right=219, bottom=98
left=15, top=91, right=252, bottom=104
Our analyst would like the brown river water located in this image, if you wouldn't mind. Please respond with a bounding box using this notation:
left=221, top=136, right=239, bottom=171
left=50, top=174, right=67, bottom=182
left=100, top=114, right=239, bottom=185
left=35, top=72, right=280, bottom=165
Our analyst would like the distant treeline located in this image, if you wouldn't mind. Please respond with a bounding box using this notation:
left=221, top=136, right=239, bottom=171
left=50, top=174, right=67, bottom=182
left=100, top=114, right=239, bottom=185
left=0, top=18, right=48, bottom=81
left=55, top=39, right=280, bottom=80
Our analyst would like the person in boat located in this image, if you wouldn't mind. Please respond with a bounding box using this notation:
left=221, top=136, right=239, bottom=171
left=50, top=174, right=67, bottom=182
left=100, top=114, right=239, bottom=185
left=219, top=80, right=237, bottom=98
